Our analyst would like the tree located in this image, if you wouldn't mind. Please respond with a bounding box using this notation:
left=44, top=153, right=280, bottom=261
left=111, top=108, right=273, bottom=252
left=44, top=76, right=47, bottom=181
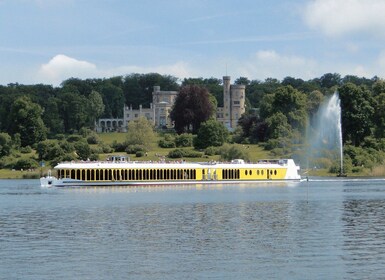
left=266, top=112, right=292, bottom=139
left=0, top=132, right=12, bottom=157
left=307, top=90, right=324, bottom=121
left=87, top=90, right=105, bottom=126
left=319, top=73, right=341, bottom=88
left=58, top=92, right=89, bottom=132
left=193, top=120, right=229, bottom=149
left=74, top=140, right=92, bottom=160
left=373, top=93, right=385, bottom=138
left=8, top=96, right=47, bottom=147
left=126, top=117, right=156, bottom=149
left=219, top=144, right=249, bottom=161
left=271, top=86, right=307, bottom=131
left=338, top=83, right=374, bottom=146
left=170, top=85, right=214, bottom=134
left=99, top=82, right=124, bottom=118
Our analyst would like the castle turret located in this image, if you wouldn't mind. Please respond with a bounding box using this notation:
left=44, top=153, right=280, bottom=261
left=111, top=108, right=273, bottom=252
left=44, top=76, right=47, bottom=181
left=230, top=84, right=246, bottom=128
left=223, top=76, right=231, bottom=129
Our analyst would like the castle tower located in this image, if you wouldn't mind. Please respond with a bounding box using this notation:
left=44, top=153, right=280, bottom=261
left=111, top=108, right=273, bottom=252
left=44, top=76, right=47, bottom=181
left=223, top=76, right=231, bottom=129
left=230, top=84, right=246, bottom=128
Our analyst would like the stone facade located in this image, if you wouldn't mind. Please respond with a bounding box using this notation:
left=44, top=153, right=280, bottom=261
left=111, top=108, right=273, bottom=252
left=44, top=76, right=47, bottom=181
left=95, top=76, right=245, bottom=132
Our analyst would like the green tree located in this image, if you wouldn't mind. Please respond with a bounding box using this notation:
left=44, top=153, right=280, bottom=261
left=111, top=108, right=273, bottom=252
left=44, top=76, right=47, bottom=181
left=266, top=112, right=292, bottom=139
left=0, top=132, right=12, bottom=157
left=126, top=117, right=156, bottom=149
left=373, top=93, right=385, bottom=138
left=272, top=86, right=307, bottom=131
left=219, top=144, right=249, bottom=161
left=338, top=83, right=374, bottom=146
left=88, top=90, right=105, bottom=126
left=193, top=120, right=229, bottom=149
left=58, top=92, right=89, bottom=132
left=99, top=82, right=124, bottom=118
left=170, top=85, right=214, bottom=134
left=8, top=96, right=47, bottom=146
left=74, top=140, right=92, bottom=160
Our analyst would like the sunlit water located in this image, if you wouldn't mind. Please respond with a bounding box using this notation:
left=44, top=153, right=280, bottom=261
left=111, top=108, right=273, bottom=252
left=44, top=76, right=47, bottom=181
left=1, top=179, right=385, bottom=279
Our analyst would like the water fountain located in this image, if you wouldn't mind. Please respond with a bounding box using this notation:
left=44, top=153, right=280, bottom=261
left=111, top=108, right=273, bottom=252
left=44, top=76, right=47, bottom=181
left=307, top=92, right=345, bottom=176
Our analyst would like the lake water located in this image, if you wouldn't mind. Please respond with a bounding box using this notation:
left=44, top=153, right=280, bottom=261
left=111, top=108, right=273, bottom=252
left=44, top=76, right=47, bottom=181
left=1, top=178, right=385, bottom=279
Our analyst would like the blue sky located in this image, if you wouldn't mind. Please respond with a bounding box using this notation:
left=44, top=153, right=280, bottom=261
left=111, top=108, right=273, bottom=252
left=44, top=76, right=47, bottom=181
left=1, top=0, right=385, bottom=86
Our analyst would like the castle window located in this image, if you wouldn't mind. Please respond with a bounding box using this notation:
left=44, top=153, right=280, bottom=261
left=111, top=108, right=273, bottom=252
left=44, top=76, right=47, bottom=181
left=233, top=101, right=240, bottom=105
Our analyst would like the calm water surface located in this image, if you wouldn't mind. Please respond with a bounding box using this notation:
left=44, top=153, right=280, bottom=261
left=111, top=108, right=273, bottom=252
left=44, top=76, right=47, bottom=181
left=1, top=179, right=385, bottom=279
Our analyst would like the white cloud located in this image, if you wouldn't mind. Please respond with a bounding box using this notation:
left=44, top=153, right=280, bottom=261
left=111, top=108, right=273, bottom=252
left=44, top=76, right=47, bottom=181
left=303, top=0, right=385, bottom=37
left=38, top=54, right=98, bottom=85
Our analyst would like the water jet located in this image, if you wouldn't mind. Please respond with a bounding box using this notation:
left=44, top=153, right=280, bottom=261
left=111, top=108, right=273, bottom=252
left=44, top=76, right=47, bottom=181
left=307, top=92, right=345, bottom=176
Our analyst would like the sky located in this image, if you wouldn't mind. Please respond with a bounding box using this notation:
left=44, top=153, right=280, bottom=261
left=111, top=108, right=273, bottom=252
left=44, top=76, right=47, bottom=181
left=2, top=0, right=385, bottom=86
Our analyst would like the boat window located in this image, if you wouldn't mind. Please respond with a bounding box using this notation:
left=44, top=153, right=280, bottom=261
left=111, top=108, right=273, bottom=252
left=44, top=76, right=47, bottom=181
left=245, top=170, right=248, bottom=176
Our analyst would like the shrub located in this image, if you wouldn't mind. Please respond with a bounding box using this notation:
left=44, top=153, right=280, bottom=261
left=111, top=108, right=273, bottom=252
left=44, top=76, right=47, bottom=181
left=167, top=149, right=203, bottom=158
left=135, top=151, right=145, bottom=157
left=183, top=150, right=203, bottom=158
left=158, top=139, right=176, bottom=148
left=98, top=143, right=114, bottom=153
left=204, top=146, right=219, bottom=156
left=67, top=135, right=82, bottom=143
left=175, top=133, right=194, bottom=147
left=112, top=141, right=127, bottom=152
left=168, top=149, right=185, bottom=158
left=87, top=133, right=100, bottom=144
left=125, top=144, right=146, bottom=154
left=13, top=158, right=39, bottom=170
left=219, top=144, right=249, bottom=161
left=19, top=146, right=32, bottom=154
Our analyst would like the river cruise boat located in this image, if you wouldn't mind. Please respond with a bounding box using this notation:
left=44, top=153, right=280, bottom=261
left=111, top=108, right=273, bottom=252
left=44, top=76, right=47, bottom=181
left=40, top=156, right=301, bottom=187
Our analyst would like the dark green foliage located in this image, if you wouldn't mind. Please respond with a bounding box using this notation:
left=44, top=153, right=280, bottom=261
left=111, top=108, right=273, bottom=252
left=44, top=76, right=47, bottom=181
left=125, top=144, right=146, bottom=154
left=0, top=133, right=12, bottom=157
left=204, top=146, right=219, bottom=156
left=8, top=96, right=47, bottom=147
left=158, top=139, right=176, bottom=148
left=175, top=133, right=194, bottom=147
left=13, top=158, right=39, bottom=170
left=168, top=149, right=185, bottom=158
left=193, top=120, right=229, bottom=149
left=135, top=151, right=145, bottom=157
left=112, top=141, right=127, bottom=152
left=74, top=141, right=92, bottom=160
left=158, top=134, right=176, bottom=148
left=170, top=85, right=214, bottom=134
left=37, top=140, right=64, bottom=161
left=98, top=143, right=113, bottom=153
left=219, top=144, right=249, bottom=161
left=19, top=146, right=32, bottom=154
left=167, top=149, right=203, bottom=158
left=339, top=83, right=374, bottom=146
left=67, top=135, right=83, bottom=143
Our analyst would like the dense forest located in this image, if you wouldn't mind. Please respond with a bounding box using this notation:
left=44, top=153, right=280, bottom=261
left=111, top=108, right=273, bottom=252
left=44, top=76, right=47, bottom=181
left=1, top=72, right=385, bottom=174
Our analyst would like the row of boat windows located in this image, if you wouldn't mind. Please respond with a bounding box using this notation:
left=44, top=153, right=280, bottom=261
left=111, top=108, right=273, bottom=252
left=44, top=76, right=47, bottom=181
left=57, top=168, right=281, bottom=181
left=244, top=170, right=278, bottom=176
left=57, top=168, right=197, bottom=181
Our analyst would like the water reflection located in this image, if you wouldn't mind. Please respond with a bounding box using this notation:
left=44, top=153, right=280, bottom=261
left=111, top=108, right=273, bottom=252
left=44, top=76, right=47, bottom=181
left=342, top=199, right=385, bottom=279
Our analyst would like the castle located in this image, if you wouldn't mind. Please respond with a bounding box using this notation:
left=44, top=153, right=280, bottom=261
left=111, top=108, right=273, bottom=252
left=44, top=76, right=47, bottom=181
left=95, top=76, right=245, bottom=132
